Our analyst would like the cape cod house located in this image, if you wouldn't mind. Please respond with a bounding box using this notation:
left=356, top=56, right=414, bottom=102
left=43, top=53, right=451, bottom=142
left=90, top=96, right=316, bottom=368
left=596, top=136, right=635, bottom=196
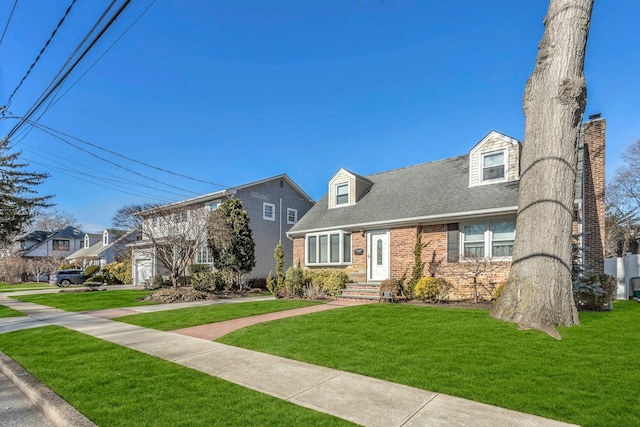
left=67, top=229, right=140, bottom=269
left=288, top=117, right=606, bottom=300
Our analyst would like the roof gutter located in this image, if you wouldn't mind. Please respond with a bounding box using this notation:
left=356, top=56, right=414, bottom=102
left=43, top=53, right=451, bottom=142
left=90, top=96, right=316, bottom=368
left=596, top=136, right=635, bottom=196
left=286, top=206, right=518, bottom=237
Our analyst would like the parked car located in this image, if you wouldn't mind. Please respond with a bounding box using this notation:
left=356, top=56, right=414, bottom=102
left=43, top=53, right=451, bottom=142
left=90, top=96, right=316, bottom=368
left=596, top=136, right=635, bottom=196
left=49, top=269, right=89, bottom=287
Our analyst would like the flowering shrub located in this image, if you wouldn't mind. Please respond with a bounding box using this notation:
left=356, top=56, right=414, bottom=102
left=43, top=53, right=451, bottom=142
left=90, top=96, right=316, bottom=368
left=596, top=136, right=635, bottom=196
left=414, top=277, right=452, bottom=302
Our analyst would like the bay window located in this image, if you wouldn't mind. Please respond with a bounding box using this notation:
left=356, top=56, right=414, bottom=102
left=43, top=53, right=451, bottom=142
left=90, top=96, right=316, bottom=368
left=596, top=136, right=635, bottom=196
left=307, top=231, right=351, bottom=265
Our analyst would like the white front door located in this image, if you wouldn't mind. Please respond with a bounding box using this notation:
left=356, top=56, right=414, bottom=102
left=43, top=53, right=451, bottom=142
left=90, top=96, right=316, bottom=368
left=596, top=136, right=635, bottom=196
left=368, top=231, right=390, bottom=282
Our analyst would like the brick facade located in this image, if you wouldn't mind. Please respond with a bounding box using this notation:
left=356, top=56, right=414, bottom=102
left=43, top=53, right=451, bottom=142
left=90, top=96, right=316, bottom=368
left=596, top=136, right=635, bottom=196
left=582, top=118, right=606, bottom=273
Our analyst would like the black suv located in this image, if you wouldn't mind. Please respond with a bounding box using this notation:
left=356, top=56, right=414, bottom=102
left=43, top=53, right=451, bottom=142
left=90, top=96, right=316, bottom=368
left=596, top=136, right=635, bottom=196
left=49, top=269, right=89, bottom=287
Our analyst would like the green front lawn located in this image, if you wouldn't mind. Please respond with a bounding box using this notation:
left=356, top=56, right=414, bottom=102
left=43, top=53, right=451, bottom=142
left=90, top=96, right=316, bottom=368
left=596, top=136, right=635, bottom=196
left=0, top=282, right=57, bottom=292
left=11, top=290, right=155, bottom=311
left=218, top=301, right=640, bottom=427
left=0, top=304, right=26, bottom=318
left=116, top=300, right=322, bottom=330
left=0, top=326, right=351, bottom=426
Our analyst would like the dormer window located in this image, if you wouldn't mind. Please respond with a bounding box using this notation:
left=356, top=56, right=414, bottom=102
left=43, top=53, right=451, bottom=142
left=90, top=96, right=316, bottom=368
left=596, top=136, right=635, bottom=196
left=336, top=183, right=349, bottom=206
left=482, top=151, right=505, bottom=182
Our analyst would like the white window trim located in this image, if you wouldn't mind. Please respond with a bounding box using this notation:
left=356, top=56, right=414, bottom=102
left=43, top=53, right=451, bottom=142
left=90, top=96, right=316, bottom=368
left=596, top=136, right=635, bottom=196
left=206, top=200, right=222, bottom=211
left=306, top=230, right=352, bottom=266
left=287, top=208, right=298, bottom=224
left=459, top=219, right=515, bottom=261
left=263, top=202, right=275, bottom=221
left=335, top=182, right=350, bottom=206
left=480, top=149, right=507, bottom=184
left=196, top=246, right=214, bottom=264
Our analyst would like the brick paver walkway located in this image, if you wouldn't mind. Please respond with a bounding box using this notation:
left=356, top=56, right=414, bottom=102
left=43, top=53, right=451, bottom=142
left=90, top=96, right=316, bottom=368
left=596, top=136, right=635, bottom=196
left=171, top=300, right=368, bottom=340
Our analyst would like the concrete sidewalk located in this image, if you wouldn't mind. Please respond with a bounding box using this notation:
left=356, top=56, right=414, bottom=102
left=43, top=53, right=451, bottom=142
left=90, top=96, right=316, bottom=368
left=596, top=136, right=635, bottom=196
left=0, top=296, right=577, bottom=426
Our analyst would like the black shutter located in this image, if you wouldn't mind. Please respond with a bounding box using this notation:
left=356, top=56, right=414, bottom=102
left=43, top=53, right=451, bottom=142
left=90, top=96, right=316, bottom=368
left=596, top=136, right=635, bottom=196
left=447, top=223, right=459, bottom=262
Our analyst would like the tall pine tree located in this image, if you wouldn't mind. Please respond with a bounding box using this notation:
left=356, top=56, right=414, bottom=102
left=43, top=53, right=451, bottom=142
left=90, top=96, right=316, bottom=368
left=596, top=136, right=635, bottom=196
left=0, top=139, right=51, bottom=245
left=206, top=198, right=255, bottom=288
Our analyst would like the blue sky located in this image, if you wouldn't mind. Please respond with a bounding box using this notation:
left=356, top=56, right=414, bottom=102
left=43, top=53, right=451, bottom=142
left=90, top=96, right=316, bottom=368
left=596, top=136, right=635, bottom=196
left=1, top=1, right=638, bottom=232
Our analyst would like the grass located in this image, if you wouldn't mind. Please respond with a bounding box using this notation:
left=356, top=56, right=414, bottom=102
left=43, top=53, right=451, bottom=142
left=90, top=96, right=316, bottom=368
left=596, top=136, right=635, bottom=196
left=0, top=304, right=26, bottom=318
left=217, top=300, right=640, bottom=427
left=0, top=282, right=57, bottom=293
left=116, top=299, right=322, bottom=330
left=11, top=290, right=155, bottom=311
left=0, top=326, right=352, bottom=426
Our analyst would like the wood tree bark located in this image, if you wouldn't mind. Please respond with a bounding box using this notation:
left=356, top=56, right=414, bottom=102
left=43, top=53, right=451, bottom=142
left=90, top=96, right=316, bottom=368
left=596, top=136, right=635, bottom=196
left=491, top=0, right=593, bottom=338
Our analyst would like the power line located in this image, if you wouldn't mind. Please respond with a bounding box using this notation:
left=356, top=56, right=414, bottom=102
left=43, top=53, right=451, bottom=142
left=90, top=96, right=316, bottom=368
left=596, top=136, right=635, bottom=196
left=5, top=111, right=228, bottom=196
left=33, top=122, right=229, bottom=188
left=26, top=120, right=202, bottom=196
left=4, top=0, right=77, bottom=108
left=4, top=0, right=131, bottom=141
left=24, top=156, right=177, bottom=202
left=0, top=0, right=18, bottom=48
left=21, top=144, right=194, bottom=199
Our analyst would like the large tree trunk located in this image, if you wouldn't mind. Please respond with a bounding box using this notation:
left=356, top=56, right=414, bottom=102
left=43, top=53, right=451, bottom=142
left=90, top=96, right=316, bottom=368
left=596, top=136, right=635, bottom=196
left=491, top=0, right=593, bottom=339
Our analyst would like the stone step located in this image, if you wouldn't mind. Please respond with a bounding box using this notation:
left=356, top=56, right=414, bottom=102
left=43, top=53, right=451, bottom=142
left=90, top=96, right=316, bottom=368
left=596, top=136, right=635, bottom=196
left=337, top=293, right=381, bottom=302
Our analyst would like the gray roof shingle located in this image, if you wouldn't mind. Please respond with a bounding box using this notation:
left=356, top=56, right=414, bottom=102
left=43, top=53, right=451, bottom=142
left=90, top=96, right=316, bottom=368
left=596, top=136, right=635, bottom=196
left=289, top=155, right=520, bottom=234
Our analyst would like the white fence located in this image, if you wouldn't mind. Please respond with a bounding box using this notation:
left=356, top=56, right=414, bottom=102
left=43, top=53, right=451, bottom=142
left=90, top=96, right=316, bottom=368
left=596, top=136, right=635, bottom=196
left=604, top=254, right=640, bottom=299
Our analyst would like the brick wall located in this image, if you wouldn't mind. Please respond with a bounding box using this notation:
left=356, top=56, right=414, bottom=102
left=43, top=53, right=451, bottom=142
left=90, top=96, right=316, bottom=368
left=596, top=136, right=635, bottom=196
left=421, top=225, right=510, bottom=300
left=583, top=118, right=606, bottom=273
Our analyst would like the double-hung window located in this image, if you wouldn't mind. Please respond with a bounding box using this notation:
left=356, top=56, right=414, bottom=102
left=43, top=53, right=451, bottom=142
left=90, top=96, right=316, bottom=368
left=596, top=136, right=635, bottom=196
left=287, top=208, right=298, bottom=224
left=263, top=203, right=275, bottom=220
left=306, top=231, right=351, bottom=265
left=461, top=220, right=515, bottom=259
left=335, top=183, right=349, bottom=206
left=482, top=151, right=506, bottom=182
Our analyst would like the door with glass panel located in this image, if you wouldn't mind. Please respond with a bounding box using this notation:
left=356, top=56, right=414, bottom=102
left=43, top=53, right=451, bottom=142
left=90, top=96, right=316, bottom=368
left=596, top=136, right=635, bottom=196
left=368, top=231, right=389, bottom=282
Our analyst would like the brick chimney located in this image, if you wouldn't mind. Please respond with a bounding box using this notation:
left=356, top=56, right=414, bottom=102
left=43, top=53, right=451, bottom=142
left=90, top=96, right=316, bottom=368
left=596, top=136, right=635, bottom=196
left=582, top=116, right=606, bottom=273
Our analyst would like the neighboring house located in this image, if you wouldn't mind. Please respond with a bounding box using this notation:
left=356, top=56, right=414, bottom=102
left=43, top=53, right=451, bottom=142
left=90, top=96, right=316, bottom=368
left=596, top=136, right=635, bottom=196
left=288, top=117, right=606, bottom=300
left=130, top=174, right=314, bottom=286
left=67, top=229, right=140, bottom=269
left=15, top=226, right=86, bottom=259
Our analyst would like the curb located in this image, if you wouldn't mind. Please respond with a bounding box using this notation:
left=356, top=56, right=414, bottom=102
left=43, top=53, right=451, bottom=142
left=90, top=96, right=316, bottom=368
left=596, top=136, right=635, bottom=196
left=0, top=351, right=96, bottom=427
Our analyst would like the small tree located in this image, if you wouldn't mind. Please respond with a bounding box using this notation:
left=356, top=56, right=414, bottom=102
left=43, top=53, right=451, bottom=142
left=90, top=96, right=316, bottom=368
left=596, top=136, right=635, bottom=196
left=206, top=199, right=255, bottom=289
left=112, top=202, right=162, bottom=231
left=274, top=242, right=285, bottom=289
left=29, top=208, right=80, bottom=232
left=140, top=205, right=208, bottom=289
left=406, top=232, right=427, bottom=298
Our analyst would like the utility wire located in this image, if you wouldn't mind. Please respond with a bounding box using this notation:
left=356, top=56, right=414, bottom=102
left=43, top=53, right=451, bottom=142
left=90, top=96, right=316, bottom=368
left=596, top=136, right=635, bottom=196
left=37, top=0, right=155, bottom=120
left=25, top=145, right=195, bottom=198
left=24, top=156, right=176, bottom=201
left=33, top=122, right=229, bottom=188
left=0, top=0, right=18, bottom=48
left=4, top=0, right=77, bottom=108
left=5, top=111, right=227, bottom=195
left=5, top=0, right=131, bottom=141
left=27, top=120, right=201, bottom=195
left=9, top=0, right=156, bottom=146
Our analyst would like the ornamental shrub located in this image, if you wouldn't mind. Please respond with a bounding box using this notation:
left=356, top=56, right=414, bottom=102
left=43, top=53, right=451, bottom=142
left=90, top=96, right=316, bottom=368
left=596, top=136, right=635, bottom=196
left=191, top=272, right=214, bottom=292
left=306, top=269, right=349, bottom=297
left=282, top=266, right=305, bottom=298
left=150, top=274, right=165, bottom=289
left=102, top=259, right=133, bottom=285
left=380, top=278, right=402, bottom=299
left=84, top=265, right=100, bottom=277
left=414, top=277, right=452, bottom=302
left=573, top=273, right=617, bottom=311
